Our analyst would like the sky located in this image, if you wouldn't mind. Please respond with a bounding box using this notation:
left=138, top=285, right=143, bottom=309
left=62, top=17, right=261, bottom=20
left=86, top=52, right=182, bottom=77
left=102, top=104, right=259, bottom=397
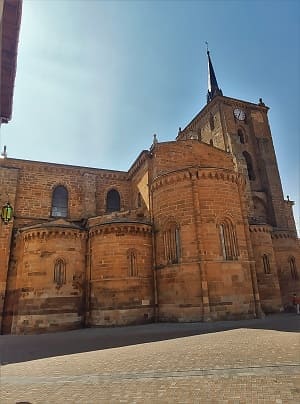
left=1, top=0, right=300, bottom=232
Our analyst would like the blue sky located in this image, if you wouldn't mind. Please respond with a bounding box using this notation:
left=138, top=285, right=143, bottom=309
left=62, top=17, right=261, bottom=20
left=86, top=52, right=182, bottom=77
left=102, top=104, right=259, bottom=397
left=1, top=0, right=300, bottom=231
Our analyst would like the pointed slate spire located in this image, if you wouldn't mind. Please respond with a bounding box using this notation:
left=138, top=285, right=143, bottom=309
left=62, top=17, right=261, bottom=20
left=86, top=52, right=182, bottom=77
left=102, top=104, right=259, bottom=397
left=206, top=43, right=223, bottom=103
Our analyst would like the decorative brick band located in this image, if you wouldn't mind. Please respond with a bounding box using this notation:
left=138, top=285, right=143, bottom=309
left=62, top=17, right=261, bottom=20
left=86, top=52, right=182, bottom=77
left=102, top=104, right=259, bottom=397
left=22, top=228, right=86, bottom=241
left=249, top=225, right=272, bottom=234
left=271, top=231, right=296, bottom=240
left=89, top=222, right=152, bottom=238
left=151, top=167, right=244, bottom=191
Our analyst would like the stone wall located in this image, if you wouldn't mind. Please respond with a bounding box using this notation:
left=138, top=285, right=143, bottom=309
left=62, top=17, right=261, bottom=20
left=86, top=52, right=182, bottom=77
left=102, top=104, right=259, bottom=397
left=88, top=219, right=153, bottom=326
left=151, top=141, right=256, bottom=322
left=6, top=223, right=86, bottom=334
left=249, top=225, right=282, bottom=313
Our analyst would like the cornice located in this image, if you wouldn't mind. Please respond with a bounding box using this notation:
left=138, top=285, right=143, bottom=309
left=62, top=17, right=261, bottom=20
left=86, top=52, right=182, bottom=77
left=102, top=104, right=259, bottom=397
left=0, top=158, right=127, bottom=179
left=89, top=222, right=152, bottom=238
left=151, top=166, right=244, bottom=191
left=23, top=228, right=87, bottom=242
left=127, top=150, right=150, bottom=179
left=271, top=229, right=297, bottom=240
left=249, top=224, right=272, bottom=234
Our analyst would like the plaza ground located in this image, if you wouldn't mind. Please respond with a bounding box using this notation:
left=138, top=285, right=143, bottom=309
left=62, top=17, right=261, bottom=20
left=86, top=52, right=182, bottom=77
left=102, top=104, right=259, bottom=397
left=1, top=313, right=300, bottom=403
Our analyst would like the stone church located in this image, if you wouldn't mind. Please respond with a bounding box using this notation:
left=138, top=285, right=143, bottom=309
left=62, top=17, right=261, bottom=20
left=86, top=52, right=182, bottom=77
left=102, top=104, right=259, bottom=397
left=0, top=3, right=299, bottom=334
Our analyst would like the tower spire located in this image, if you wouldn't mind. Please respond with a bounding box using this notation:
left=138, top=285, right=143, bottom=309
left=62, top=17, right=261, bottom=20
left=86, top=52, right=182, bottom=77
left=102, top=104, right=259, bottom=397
left=206, top=43, right=223, bottom=103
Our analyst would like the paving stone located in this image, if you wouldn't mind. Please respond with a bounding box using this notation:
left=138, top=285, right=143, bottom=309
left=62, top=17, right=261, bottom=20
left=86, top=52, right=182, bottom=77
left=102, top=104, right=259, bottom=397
left=1, top=315, right=300, bottom=403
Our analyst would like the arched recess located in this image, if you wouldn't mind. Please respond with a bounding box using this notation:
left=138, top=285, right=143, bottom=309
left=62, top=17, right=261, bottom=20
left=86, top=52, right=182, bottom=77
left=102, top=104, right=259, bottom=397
left=54, top=258, right=66, bottom=287
left=163, top=220, right=181, bottom=265
left=218, top=218, right=239, bottom=260
left=262, top=254, right=271, bottom=274
left=127, top=248, right=138, bottom=277
left=106, top=189, right=121, bottom=212
left=253, top=196, right=268, bottom=223
left=51, top=185, right=68, bottom=217
left=243, top=151, right=256, bottom=181
left=289, top=256, right=298, bottom=280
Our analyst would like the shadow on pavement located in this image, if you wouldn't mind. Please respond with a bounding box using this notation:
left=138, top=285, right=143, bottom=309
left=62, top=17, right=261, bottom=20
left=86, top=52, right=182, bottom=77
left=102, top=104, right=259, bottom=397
left=1, top=313, right=299, bottom=365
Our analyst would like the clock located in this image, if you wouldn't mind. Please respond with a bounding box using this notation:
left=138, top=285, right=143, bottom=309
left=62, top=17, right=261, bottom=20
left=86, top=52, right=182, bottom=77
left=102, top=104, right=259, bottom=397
left=234, top=108, right=246, bottom=121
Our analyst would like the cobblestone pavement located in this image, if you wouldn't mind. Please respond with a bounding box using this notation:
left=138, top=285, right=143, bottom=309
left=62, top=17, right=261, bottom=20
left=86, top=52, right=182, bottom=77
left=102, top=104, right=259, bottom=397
left=1, top=314, right=300, bottom=403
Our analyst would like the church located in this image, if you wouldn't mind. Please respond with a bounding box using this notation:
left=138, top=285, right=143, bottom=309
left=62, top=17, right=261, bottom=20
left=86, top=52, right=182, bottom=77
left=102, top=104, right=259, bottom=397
left=0, top=3, right=299, bottom=335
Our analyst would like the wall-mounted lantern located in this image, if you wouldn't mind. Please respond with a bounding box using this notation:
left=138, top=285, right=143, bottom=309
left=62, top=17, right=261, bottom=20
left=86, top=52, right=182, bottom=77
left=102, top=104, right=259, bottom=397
left=1, top=202, right=13, bottom=224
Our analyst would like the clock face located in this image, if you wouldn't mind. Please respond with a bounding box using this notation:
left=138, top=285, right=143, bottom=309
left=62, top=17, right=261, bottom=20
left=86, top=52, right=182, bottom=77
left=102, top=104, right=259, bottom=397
left=234, top=108, right=246, bottom=121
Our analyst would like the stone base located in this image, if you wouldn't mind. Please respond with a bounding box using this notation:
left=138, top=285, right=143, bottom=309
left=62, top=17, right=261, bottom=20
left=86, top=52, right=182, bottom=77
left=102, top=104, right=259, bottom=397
left=11, top=313, right=83, bottom=335
left=157, top=304, right=203, bottom=322
left=89, top=307, right=154, bottom=326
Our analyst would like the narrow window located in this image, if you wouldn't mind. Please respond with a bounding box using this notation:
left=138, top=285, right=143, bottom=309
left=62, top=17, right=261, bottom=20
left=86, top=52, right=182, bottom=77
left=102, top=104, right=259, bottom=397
left=219, top=221, right=239, bottom=260
left=262, top=254, right=271, bottom=274
left=127, top=249, right=137, bottom=277
left=238, top=129, right=246, bottom=144
left=243, top=151, right=256, bottom=181
left=209, top=114, right=215, bottom=130
left=289, top=256, right=298, bottom=280
left=54, top=258, right=66, bottom=287
left=51, top=186, right=68, bottom=217
left=106, top=189, right=121, bottom=212
left=137, top=192, right=142, bottom=208
left=163, top=222, right=180, bottom=264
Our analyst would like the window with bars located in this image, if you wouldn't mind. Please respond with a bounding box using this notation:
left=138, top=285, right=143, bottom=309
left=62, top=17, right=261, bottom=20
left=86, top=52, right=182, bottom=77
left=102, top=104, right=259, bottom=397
left=54, top=258, right=66, bottom=287
left=127, top=249, right=138, bottom=277
left=219, top=221, right=239, bottom=260
left=163, top=222, right=180, bottom=264
left=262, top=254, right=271, bottom=274
left=51, top=186, right=68, bottom=217
left=289, top=256, right=298, bottom=280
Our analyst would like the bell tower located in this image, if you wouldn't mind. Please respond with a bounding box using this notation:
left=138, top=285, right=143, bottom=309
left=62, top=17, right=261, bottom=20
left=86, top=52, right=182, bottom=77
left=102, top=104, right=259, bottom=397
left=176, top=47, right=300, bottom=311
left=177, top=49, right=297, bottom=234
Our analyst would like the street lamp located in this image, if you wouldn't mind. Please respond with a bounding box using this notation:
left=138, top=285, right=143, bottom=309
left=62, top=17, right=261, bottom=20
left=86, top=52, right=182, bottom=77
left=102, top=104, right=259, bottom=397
left=1, top=202, right=13, bottom=224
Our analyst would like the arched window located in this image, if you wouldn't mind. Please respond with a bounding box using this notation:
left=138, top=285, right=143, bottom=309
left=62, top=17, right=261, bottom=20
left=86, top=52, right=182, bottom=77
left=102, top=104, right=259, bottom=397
left=106, top=189, right=121, bottom=212
left=219, top=220, right=239, bottom=260
left=54, top=258, right=66, bottom=287
left=262, top=254, right=271, bottom=274
left=243, top=151, right=256, bottom=181
left=289, top=256, right=298, bottom=280
left=51, top=186, right=68, bottom=217
left=163, top=222, right=180, bottom=264
left=127, top=249, right=138, bottom=277
left=238, top=129, right=247, bottom=144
